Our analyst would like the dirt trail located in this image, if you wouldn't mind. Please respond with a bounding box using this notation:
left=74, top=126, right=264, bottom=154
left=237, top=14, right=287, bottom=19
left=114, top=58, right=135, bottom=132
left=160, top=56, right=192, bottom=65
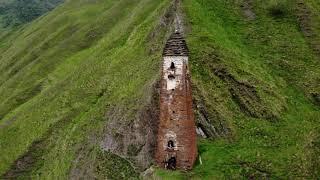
left=169, top=0, right=186, bottom=35
left=297, top=1, right=320, bottom=57
left=174, top=0, right=184, bottom=33
left=240, top=0, right=256, bottom=21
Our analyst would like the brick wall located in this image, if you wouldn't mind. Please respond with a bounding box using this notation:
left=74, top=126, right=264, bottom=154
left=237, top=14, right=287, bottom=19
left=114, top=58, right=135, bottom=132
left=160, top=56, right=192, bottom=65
left=155, top=42, right=197, bottom=170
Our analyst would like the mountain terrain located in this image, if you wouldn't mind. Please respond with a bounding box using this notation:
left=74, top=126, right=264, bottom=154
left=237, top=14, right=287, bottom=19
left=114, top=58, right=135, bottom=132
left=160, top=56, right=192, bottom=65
left=0, top=0, right=319, bottom=179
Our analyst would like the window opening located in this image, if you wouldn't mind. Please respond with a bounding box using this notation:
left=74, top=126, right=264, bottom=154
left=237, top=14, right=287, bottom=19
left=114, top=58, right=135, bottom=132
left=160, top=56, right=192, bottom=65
left=168, top=74, right=175, bottom=80
left=170, top=62, right=175, bottom=69
left=167, top=140, right=174, bottom=148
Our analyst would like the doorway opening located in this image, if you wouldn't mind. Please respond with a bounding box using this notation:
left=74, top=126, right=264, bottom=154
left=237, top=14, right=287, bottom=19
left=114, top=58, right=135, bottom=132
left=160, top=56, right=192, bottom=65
left=165, top=157, right=176, bottom=170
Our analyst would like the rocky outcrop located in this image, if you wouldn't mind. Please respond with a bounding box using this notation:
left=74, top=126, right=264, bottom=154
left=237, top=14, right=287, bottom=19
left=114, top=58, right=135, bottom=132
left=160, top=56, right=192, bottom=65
left=100, top=83, right=160, bottom=170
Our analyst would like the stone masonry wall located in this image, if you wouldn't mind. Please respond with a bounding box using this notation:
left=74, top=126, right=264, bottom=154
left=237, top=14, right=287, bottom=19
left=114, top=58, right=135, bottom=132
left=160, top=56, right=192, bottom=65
left=155, top=54, right=197, bottom=170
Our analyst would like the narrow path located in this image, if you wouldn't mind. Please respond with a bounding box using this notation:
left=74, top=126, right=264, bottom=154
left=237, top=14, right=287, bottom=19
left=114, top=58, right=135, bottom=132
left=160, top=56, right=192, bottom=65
left=297, top=1, right=320, bottom=57
left=174, top=0, right=184, bottom=33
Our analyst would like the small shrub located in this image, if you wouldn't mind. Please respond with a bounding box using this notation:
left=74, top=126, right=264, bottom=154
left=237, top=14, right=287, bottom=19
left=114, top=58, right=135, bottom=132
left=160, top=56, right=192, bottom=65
left=267, top=0, right=288, bottom=18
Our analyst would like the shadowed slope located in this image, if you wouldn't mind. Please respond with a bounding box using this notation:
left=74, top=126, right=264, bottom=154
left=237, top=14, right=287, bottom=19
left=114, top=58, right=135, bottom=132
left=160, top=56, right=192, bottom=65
left=0, top=0, right=173, bottom=178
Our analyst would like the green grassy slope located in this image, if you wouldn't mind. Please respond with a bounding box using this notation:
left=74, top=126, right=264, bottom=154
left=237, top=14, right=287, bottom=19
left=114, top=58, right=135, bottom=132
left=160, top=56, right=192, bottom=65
left=0, top=0, right=63, bottom=27
left=0, top=0, right=172, bottom=178
left=158, top=0, right=319, bottom=179
left=0, top=0, right=319, bottom=179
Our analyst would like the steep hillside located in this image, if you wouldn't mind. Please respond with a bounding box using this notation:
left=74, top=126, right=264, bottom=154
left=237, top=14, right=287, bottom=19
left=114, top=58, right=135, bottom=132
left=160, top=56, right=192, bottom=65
left=158, top=0, right=320, bottom=178
left=0, top=0, right=63, bottom=27
left=0, top=0, right=319, bottom=179
left=0, top=0, right=173, bottom=178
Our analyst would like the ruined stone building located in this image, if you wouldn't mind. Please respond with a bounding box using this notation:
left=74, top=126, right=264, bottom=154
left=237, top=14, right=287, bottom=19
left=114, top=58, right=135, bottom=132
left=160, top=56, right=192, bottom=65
left=155, top=32, right=197, bottom=170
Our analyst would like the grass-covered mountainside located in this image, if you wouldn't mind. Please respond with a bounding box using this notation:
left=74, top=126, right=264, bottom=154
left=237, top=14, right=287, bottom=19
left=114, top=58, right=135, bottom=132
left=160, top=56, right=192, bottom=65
left=0, top=0, right=63, bottom=27
left=0, top=0, right=319, bottom=179
left=158, top=0, right=320, bottom=179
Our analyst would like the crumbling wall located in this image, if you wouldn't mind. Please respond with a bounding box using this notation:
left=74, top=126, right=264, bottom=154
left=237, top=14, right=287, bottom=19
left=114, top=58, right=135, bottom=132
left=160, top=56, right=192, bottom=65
left=156, top=51, right=197, bottom=170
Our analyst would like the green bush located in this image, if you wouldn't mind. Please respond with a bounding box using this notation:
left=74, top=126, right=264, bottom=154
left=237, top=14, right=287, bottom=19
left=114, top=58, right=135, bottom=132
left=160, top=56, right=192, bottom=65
left=267, top=0, right=288, bottom=18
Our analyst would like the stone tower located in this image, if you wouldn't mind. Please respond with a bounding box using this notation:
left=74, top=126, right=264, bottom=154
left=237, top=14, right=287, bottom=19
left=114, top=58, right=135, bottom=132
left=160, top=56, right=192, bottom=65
left=155, top=32, right=197, bottom=170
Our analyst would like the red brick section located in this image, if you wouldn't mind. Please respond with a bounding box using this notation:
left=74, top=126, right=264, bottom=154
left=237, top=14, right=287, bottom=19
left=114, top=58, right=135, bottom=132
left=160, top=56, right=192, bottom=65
left=155, top=33, right=197, bottom=170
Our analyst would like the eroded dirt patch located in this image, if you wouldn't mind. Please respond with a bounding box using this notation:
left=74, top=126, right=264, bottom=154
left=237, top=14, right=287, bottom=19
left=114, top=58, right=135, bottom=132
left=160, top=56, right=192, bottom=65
left=100, top=82, right=160, bottom=170
left=193, top=87, right=230, bottom=138
left=296, top=1, right=320, bottom=57
left=70, top=82, right=160, bottom=179
left=240, top=0, right=256, bottom=21
left=1, top=110, right=77, bottom=178
left=213, top=67, right=277, bottom=120
left=147, top=0, right=176, bottom=55
left=69, top=144, right=139, bottom=180
left=2, top=140, right=45, bottom=179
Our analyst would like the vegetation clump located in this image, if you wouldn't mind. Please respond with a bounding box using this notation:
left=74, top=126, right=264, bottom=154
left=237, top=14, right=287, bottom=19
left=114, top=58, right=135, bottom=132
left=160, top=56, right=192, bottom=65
left=267, top=0, right=288, bottom=18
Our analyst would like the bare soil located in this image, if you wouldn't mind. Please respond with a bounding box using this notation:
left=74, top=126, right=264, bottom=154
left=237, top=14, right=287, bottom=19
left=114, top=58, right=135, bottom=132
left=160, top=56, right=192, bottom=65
left=214, top=67, right=277, bottom=120
left=296, top=1, right=320, bottom=57
left=193, top=87, right=230, bottom=138
left=240, top=0, right=256, bottom=21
